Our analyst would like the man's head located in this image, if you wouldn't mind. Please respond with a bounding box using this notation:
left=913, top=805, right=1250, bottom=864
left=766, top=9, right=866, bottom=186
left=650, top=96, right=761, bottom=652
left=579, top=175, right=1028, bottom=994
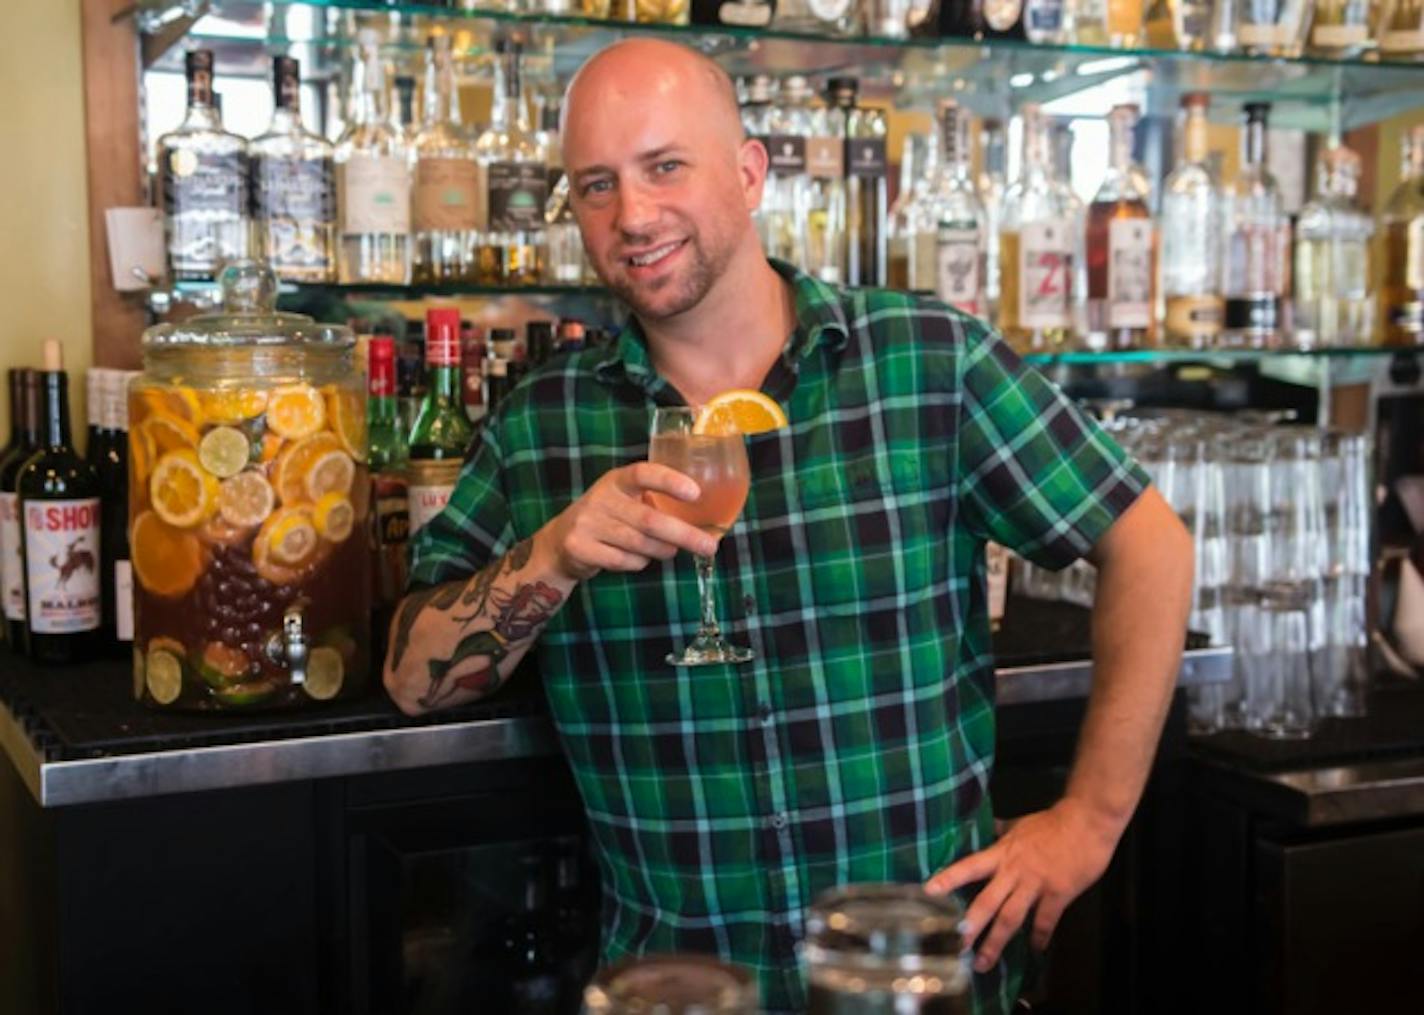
left=560, top=39, right=768, bottom=323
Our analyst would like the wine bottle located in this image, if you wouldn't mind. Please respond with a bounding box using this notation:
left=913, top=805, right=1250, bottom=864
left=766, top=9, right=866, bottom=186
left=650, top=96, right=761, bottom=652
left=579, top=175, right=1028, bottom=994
left=368, top=337, right=408, bottom=659
left=99, top=370, right=132, bottom=656
left=18, top=341, right=102, bottom=663
left=0, top=370, right=35, bottom=649
left=0, top=369, right=40, bottom=648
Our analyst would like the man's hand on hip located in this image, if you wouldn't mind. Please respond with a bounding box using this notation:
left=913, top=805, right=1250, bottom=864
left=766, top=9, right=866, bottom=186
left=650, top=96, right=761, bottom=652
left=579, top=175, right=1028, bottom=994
left=924, top=798, right=1124, bottom=972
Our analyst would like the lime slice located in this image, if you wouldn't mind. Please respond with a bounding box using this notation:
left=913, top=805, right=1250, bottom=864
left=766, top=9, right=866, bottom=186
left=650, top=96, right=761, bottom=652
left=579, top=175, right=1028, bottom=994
left=198, top=426, right=252, bottom=479
left=145, top=648, right=184, bottom=705
left=303, top=646, right=345, bottom=701
left=213, top=680, right=279, bottom=707
left=313, top=492, right=355, bottom=543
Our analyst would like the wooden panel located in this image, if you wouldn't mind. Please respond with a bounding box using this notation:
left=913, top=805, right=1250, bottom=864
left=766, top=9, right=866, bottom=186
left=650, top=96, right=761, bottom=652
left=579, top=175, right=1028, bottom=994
left=80, top=0, right=148, bottom=370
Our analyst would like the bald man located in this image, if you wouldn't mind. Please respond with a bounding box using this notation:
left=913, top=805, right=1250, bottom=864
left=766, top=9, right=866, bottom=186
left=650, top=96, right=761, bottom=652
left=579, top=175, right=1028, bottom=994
left=386, top=38, right=1193, bottom=1014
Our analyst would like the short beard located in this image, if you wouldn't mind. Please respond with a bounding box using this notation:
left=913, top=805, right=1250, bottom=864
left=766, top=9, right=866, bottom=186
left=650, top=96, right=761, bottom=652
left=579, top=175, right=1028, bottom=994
left=605, top=233, right=731, bottom=324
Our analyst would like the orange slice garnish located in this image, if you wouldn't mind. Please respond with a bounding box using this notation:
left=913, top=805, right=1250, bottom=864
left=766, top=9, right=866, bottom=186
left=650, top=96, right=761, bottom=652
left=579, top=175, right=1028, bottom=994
left=694, top=389, right=788, bottom=436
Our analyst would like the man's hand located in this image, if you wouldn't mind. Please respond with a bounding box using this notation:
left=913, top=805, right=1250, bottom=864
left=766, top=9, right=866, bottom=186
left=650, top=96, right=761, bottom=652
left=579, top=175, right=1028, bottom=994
left=925, top=798, right=1124, bottom=972
left=541, top=461, right=719, bottom=581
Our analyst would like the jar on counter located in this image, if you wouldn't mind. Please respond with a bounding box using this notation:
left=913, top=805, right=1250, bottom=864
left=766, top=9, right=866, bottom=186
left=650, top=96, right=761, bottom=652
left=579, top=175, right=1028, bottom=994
left=129, top=261, right=370, bottom=711
left=805, top=883, right=971, bottom=1013
left=584, top=953, right=758, bottom=1013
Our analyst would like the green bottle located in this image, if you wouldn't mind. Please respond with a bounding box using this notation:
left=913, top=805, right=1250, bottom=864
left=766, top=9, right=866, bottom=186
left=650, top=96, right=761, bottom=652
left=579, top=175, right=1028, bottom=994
left=407, top=307, right=473, bottom=460
left=367, top=335, right=409, bottom=657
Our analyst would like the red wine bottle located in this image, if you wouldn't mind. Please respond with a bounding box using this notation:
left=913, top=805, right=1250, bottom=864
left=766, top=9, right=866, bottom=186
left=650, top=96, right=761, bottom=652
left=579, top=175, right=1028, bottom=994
left=18, top=341, right=102, bottom=663
left=0, top=369, right=40, bottom=649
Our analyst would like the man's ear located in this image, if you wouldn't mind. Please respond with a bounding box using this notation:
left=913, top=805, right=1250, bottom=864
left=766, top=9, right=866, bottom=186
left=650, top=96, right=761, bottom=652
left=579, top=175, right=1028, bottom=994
left=739, top=137, right=770, bottom=212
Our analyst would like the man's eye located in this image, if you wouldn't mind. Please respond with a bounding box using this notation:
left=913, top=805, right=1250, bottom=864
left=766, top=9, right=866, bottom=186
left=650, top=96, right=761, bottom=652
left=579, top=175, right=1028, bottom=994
left=655, top=160, right=682, bottom=175
left=581, top=179, right=612, bottom=196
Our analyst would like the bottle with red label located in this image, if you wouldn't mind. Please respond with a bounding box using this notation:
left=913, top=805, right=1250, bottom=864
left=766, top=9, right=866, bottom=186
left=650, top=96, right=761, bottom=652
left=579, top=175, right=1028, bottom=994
left=407, top=308, right=472, bottom=538
left=18, top=341, right=102, bottom=663
left=0, top=369, right=39, bottom=649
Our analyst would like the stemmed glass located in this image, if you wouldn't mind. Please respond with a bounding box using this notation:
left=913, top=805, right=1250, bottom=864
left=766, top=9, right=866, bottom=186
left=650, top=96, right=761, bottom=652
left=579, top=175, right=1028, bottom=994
left=648, top=406, right=753, bottom=666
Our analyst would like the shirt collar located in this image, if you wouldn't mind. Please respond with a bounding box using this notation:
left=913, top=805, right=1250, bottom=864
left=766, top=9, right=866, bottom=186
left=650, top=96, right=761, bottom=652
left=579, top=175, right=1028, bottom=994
left=593, top=258, right=851, bottom=394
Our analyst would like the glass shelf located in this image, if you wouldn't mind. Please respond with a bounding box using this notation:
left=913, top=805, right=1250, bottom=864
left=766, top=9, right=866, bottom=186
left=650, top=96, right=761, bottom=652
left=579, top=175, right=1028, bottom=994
left=135, top=0, right=1424, bottom=129
left=173, top=278, right=614, bottom=299
left=1021, top=345, right=1415, bottom=366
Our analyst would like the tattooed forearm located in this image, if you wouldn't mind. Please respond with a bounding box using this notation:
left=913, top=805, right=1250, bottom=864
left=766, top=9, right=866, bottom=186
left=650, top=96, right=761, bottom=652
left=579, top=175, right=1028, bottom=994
left=390, top=581, right=464, bottom=671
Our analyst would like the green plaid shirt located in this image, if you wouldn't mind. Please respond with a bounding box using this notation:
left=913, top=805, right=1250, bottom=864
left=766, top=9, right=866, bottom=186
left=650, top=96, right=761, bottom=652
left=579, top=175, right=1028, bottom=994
left=409, top=260, right=1148, bottom=1013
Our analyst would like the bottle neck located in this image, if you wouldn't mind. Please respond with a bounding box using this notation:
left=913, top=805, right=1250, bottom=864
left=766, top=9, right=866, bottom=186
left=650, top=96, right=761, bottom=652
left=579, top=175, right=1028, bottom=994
left=1242, top=117, right=1268, bottom=169
left=369, top=359, right=400, bottom=422
left=1182, top=108, right=1209, bottom=164
left=1109, top=118, right=1134, bottom=174
left=40, top=372, right=70, bottom=450
left=492, top=50, right=526, bottom=131
left=1022, top=115, right=1052, bottom=181
left=354, top=49, right=386, bottom=126
left=427, top=364, right=461, bottom=405
left=423, top=46, right=457, bottom=127
left=938, top=108, right=972, bottom=181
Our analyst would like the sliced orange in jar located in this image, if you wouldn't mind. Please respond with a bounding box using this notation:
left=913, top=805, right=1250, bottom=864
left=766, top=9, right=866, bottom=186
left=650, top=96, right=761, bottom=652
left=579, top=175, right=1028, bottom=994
left=199, top=388, right=268, bottom=426
left=324, top=386, right=367, bottom=463
left=218, top=470, right=276, bottom=529
left=271, top=432, right=340, bottom=505
left=312, top=491, right=355, bottom=543
left=304, top=448, right=355, bottom=502
left=266, top=383, right=326, bottom=440
left=138, top=386, right=203, bottom=427
left=150, top=449, right=219, bottom=529
left=131, top=510, right=204, bottom=598
left=260, top=505, right=319, bottom=567
left=140, top=412, right=201, bottom=455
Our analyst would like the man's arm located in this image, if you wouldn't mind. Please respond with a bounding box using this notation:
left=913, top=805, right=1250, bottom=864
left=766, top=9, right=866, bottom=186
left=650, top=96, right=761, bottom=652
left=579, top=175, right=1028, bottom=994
left=927, top=487, right=1193, bottom=970
left=384, top=462, right=719, bottom=716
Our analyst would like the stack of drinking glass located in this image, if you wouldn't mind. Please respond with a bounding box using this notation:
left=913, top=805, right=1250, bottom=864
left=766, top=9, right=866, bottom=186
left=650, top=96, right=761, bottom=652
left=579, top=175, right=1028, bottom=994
left=1016, top=412, right=1372, bottom=739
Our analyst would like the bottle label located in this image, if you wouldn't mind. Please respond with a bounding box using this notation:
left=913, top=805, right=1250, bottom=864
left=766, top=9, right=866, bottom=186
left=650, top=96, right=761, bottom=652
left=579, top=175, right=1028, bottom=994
left=164, top=150, right=248, bottom=218
left=462, top=359, right=485, bottom=414
left=426, top=330, right=460, bottom=368
left=23, top=498, right=101, bottom=635
left=1237, top=23, right=1288, bottom=48
left=1018, top=220, right=1074, bottom=329
left=1165, top=294, right=1224, bottom=339
left=487, top=162, right=550, bottom=233
left=339, top=154, right=411, bottom=236
left=936, top=224, right=983, bottom=314
left=806, top=137, right=844, bottom=179
left=115, top=560, right=133, bottom=642
left=1025, top=0, right=1064, bottom=31
left=1381, top=30, right=1424, bottom=53
left=808, top=0, right=854, bottom=18
left=845, top=139, right=887, bottom=179
left=408, top=483, right=455, bottom=535
left=0, top=493, right=23, bottom=621
left=1108, top=218, right=1154, bottom=329
left=1407, top=220, right=1424, bottom=291
left=253, top=154, right=334, bottom=225
left=414, top=158, right=481, bottom=232
left=372, top=472, right=411, bottom=549
left=1312, top=24, right=1367, bottom=48
left=717, top=0, right=774, bottom=26
left=984, top=0, right=1023, bottom=31
left=1223, top=295, right=1281, bottom=331
left=766, top=135, right=807, bottom=175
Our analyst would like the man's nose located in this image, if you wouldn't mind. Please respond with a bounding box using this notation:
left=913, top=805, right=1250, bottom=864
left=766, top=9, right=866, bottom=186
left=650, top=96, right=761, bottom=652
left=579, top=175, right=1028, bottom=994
left=613, top=180, right=659, bottom=238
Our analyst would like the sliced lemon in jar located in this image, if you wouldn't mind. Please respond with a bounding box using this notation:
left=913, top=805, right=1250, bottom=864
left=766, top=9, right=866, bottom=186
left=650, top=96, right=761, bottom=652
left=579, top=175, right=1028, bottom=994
left=198, top=426, right=251, bottom=479
left=303, top=646, right=345, bottom=701
left=150, top=449, right=219, bottom=529
left=140, top=412, right=201, bottom=454
left=324, top=386, right=367, bottom=463
left=312, top=491, right=355, bottom=543
left=304, top=448, right=355, bottom=502
left=694, top=389, right=789, bottom=436
left=272, top=432, right=340, bottom=505
left=261, top=506, right=319, bottom=567
left=217, top=470, right=276, bottom=529
left=145, top=647, right=184, bottom=705
left=265, top=383, right=326, bottom=440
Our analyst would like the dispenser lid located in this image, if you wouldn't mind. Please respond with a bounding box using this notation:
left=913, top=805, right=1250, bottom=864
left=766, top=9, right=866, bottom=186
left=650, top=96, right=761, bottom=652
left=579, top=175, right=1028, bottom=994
left=805, top=883, right=964, bottom=960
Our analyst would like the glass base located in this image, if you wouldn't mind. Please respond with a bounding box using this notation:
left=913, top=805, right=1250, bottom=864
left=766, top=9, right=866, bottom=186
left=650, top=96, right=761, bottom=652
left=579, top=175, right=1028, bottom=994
left=666, top=634, right=754, bottom=667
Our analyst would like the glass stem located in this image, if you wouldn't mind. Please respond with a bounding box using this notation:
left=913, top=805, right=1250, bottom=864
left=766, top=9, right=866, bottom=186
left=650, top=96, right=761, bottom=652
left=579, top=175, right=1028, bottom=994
left=694, top=553, right=721, bottom=638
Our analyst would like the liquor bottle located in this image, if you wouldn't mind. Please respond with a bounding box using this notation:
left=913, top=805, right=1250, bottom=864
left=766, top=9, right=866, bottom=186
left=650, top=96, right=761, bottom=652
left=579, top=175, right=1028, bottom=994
left=1378, top=0, right=1424, bottom=60
left=1086, top=104, right=1156, bottom=350
left=1236, top=0, right=1311, bottom=56
left=475, top=40, right=547, bottom=286
left=1168, top=0, right=1214, bottom=49
left=773, top=0, right=859, bottom=34
left=1024, top=0, right=1072, bottom=43
left=827, top=78, right=888, bottom=288
left=462, top=325, right=488, bottom=425
left=409, top=308, right=474, bottom=461
left=251, top=56, right=337, bottom=284
left=393, top=76, right=418, bottom=144
left=981, top=0, right=1028, bottom=38
left=412, top=34, right=480, bottom=285
left=542, top=105, right=588, bottom=286
left=1309, top=0, right=1372, bottom=55
left=336, top=30, right=411, bottom=285
left=84, top=368, right=107, bottom=474
left=526, top=321, right=555, bottom=368
left=936, top=0, right=988, bottom=37
left=1221, top=103, right=1289, bottom=348
left=1073, top=0, right=1143, bottom=44
left=742, top=76, right=778, bottom=257
left=396, top=340, right=427, bottom=439
left=1293, top=146, right=1374, bottom=348
left=1379, top=125, right=1424, bottom=346
left=0, top=370, right=36, bottom=649
left=18, top=341, right=102, bottom=664
left=928, top=99, right=988, bottom=317
left=490, top=327, right=519, bottom=366
left=486, top=356, right=512, bottom=419
left=367, top=337, right=409, bottom=655
left=999, top=105, right=1076, bottom=353
left=803, top=89, right=846, bottom=286
left=889, top=133, right=935, bottom=292
left=978, top=118, right=1009, bottom=325
left=99, top=370, right=132, bottom=656
left=157, top=50, right=250, bottom=281
left=765, top=76, right=815, bottom=266
left=1161, top=94, right=1224, bottom=349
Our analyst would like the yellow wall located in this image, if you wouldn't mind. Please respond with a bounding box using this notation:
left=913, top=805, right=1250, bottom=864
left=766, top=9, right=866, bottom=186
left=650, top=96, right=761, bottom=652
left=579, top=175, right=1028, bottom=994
left=0, top=0, right=93, bottom=439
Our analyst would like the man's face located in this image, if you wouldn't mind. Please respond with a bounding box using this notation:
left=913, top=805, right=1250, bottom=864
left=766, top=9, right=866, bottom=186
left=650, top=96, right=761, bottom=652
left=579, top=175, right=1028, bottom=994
left=562, top=72, right=762, bottom=323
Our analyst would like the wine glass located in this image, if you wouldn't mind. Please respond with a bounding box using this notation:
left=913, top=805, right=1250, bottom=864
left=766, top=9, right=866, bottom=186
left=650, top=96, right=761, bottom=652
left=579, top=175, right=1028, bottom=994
left=647, top=406, right=753, bottom=666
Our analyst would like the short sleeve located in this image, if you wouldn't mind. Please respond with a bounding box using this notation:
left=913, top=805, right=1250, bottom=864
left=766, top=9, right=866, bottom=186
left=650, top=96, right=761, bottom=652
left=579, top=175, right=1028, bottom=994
left=406, top=416, right=518, bottom=591
left=956, top=325, right=1150, bottom=571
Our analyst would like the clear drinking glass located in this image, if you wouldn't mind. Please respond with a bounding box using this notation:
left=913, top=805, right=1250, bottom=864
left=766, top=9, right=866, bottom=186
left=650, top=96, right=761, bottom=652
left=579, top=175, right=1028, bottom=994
left=648, top=407, right=753, bottom=666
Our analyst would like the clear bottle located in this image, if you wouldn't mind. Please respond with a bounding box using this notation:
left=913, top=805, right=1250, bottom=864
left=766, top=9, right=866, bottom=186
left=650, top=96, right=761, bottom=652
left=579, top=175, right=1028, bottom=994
left=928, top=100, right=988, bottom=317
left=1293, top=146, right=1374, bottom=348
left=475, top=39, right=547, bottom=286
left=1162, top=0, right=1215, bottom=48
left=827, top=78, right=888, bottom=288
left=1023, top=0, right=1072, bottom=42
left=977, top=118, right=1009, bottom=325
left=1073, top=0, right=1143, bottom=44
left=1221, top=103, right=1289, bottom=348
left=804, top=89, right=847, bottom=285
left=1161, top=93, right=1224, bottom=348
left=1377, top=0, right=1424, bottom=59
left=1309, top=0, right=1373, bottom=55
left=1086, top=104, right=1156, bottom=350
left=158, top=49, right=250, bottom=281
left=1237, top=0, right=1313, bottom=56
left=773, top=0, right=860, bottom=34
left=742, top=76, right=778, bottom=259
left=251, top=56, right=337, bottom=284
left=1379, top=125, right=1424, bottom=345
left=542, top=106, right=589, bottom=285
left=336, top=30, right=411, bottom=285
left=889, top=133, right=935, bottom=292
left=411, top=34, right=480, bottom=285
left=393, top=75, right=418, bottom=144
left=999, top=105, right=1076, bottom=353
left=765, top=76, right=816, bottom=266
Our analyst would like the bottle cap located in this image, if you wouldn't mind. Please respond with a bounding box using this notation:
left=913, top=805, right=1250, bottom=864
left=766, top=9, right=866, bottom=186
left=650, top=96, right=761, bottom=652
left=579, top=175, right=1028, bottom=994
left=43, top=339, right=63, bottom=372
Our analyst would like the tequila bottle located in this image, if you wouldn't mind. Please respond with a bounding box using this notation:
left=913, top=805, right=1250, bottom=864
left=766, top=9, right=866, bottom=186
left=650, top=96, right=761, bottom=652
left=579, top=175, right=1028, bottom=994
left=1161, top=93, right=1224, bottom=348
left=1293, top=146, right=1373, bottom=348
left=1221, top=103, right=1288, bottom=348
left=928, top=99, right=987, bottom=317
left=1086, top=104, right=1156, bottom=350
left=158, top=50, right=249, bottom=281
left=999, top=105, right=1076, bottom=353
left=412, top=34, right=480, bottom=284
left=336, top=30, right=411, bottom=284
left=250, top=56, right=336, bottom=283
left=1380, top=125, right=1424, bottom=345
left=475, top=40, right=547, bottom=285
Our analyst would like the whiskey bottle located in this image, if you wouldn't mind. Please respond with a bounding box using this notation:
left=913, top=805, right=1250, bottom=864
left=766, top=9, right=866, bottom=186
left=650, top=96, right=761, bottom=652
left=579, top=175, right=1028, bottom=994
left=1380, top=125, right=1424, bottom=346
left=1086, top=104, right=1156, bottom=350
left=412, top=34, right=480, bottom=284
left=157, top=50, right=250, bottom=281
left=475, top=40, right=547, bottom=286
left=1161, top=93, right=1224, bottom=348
left=0, top=370, right=37, bottom=649
left=336, top=30, right=411, bottom=285
left=18, top=341, right=102, bottom=663
left=1221, top=103, right=1288, bottom=348
left=251, top=56, right=337, bottom=283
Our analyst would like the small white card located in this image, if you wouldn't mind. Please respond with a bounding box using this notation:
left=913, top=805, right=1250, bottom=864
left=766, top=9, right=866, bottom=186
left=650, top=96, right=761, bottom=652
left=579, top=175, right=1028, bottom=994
left=104, top=206, right=166, bottom=291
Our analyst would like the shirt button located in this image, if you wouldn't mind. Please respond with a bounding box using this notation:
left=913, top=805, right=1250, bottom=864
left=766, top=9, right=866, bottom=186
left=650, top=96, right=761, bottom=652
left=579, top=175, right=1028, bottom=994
left=770, top=812, right=788, bottom=830
left=757, top=702, right=773, bottom=725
